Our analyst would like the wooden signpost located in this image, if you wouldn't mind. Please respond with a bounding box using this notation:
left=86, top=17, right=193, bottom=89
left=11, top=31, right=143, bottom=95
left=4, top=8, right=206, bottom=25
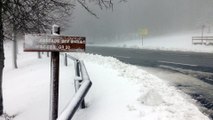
left=24, top=34, right=86, bottom=52
left=24, top=25, right=85, bottom=120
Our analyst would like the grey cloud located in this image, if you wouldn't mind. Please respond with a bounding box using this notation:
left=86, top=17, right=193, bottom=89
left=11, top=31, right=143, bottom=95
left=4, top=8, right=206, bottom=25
left=64, top=0, right=213, bottom=43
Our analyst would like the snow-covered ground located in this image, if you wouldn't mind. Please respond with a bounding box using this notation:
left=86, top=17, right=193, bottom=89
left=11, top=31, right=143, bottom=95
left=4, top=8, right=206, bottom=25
left=1, top=41, right=210, bottom=120
left=90, top=33, right=213, bottom=53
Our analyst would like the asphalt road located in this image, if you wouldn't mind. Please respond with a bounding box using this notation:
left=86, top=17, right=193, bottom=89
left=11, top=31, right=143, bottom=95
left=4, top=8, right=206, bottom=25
left=86, top=46, right=213, bottom=84
left=86, top=46, right=213, bottom=119
left=86, top=46, right=213, bottom=71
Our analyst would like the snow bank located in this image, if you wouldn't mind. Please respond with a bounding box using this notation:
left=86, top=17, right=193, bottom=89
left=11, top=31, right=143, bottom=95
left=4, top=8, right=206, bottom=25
left=70, top=53, right=210, bottom=120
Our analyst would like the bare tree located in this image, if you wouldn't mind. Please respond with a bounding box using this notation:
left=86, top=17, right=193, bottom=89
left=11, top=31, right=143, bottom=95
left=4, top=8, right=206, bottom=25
left=0, top=0, right=4, bottom=115
left=3, top=0, right=74, bottom=67
left=77, top=0, right=113, bottom=18
left=0, top=0, right=74, bottom=115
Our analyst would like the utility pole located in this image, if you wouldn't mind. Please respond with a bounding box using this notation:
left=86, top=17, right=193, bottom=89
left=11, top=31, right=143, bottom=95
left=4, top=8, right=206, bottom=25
left=139, top=28, right=148, bottom=47
left=141, top=35, right=143, bottom=46
left=201, top=25, right=205, bottom=45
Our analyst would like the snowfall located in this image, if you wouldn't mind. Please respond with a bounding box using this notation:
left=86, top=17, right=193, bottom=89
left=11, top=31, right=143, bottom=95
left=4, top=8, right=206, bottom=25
left=1, top=35, right=211, bottom=120
left=92, top=33, right=213, bottom=53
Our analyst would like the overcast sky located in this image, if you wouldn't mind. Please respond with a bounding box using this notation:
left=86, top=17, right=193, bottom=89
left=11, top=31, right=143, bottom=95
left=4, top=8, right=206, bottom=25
left=64, top=0, right=213, bottom=43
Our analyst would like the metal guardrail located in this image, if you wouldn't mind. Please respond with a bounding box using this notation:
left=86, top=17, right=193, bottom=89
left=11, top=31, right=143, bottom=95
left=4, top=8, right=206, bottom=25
left=57, top=54, right=92, bottom=120
left=192, top=36, right=213, bottom=45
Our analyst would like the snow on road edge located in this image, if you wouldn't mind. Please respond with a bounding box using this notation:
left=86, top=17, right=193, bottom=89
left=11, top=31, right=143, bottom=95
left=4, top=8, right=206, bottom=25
left=71, top=53, right=210, bottom=120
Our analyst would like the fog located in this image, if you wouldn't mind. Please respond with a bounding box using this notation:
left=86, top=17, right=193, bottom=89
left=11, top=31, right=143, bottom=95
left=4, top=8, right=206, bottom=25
left=64, top=0, right=213, bottom=44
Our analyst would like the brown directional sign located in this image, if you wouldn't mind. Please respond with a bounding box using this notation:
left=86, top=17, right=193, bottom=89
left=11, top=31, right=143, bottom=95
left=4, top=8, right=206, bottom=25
left=24, top=34, right=86, bottom=52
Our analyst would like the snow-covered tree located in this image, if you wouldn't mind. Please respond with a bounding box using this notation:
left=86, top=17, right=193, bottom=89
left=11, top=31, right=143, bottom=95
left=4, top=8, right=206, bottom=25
left=4, top=0, right=74, bottom=64
left=0, top=0, right=74, bottom=115
left=0, top=0, right=115, bottom=116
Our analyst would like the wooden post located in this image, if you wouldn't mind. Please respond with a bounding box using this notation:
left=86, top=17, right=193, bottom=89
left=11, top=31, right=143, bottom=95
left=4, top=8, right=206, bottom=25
left=38, top=52, right=41, bottom=59
left=64, top=53, right=68, bottom=66
left=49, top=52, right=60, bottom=120
left=47, top=52, right=49, bottom=57
left=49, top=25, right=60, bottom=120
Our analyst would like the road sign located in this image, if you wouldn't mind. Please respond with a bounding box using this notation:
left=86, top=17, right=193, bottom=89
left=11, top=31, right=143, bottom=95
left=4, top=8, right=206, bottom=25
left=138, top=28, right=148, bottom=46
left=24, top=34, right=86, bottom=52
left=139, top=28, right=148, bottom=36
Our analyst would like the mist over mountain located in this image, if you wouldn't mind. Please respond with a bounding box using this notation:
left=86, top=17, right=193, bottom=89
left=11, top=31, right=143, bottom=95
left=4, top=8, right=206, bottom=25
left=64, top=0, right=213, bottom=44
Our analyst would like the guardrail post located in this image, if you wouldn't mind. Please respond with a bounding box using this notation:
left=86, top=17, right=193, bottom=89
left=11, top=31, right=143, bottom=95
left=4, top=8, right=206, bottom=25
left=74, top=60, right=86, bottom=108
left=74, top=60, right=80, bottom=93
left=76, top=60, right=80, bottom=76
left=80, top=90, right=86, bottom=108
left=77, top=60, right=86, bottom=108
